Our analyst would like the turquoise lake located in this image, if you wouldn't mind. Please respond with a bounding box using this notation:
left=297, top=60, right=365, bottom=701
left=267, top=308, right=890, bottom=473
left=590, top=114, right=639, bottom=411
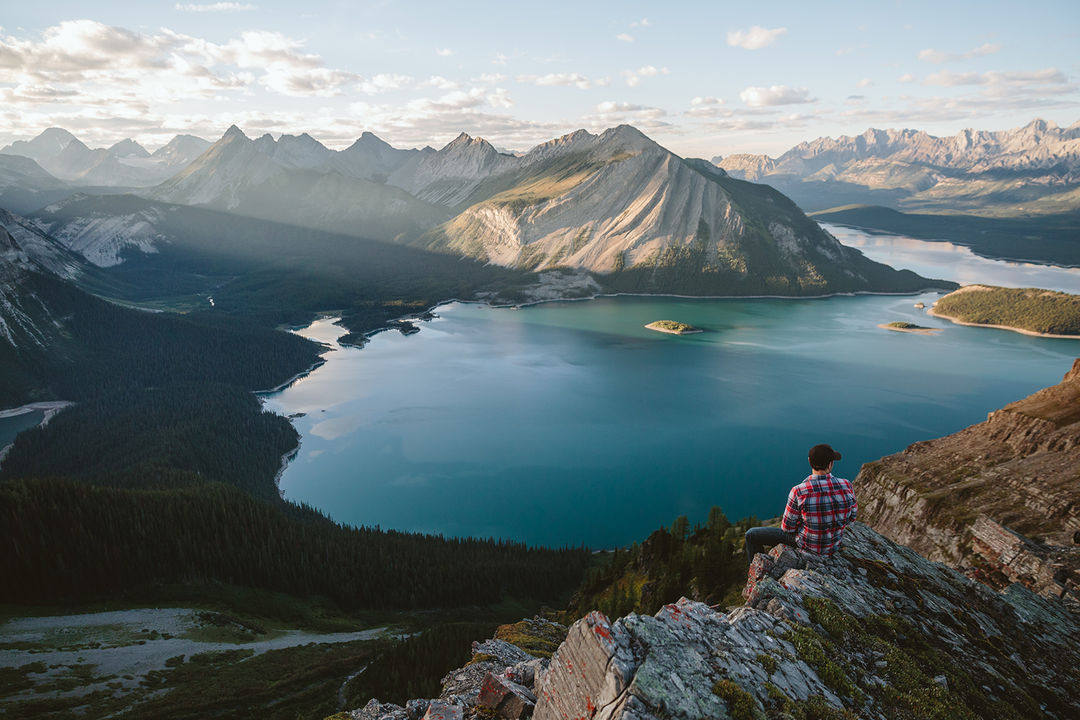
left=265, top=227, right=1080, bottom=548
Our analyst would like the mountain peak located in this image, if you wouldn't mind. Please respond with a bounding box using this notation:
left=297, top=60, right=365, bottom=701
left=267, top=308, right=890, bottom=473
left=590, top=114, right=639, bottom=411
left=107, top=138, right=150, bottom=158
left=38, top=127, right=79, bottom=145
left=595, top=124, right=656, bottom=154
left=348, top=131, right=394, bottom=152
left=441, top=132, right=498, bottom=154
left=222, top=125, right=248, bottom=141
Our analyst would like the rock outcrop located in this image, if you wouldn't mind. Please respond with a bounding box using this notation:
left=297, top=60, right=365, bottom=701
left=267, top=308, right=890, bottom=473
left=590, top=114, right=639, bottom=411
left=855, top=359, right=1080, bottom=606
left=348, top=618, right=561, bottom=720
left=344, top=523, right=1080, bottom=719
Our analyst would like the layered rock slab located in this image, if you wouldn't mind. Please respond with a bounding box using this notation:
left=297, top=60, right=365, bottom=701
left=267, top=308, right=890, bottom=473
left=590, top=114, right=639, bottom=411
left=533, top=523, right=1080, bottom=719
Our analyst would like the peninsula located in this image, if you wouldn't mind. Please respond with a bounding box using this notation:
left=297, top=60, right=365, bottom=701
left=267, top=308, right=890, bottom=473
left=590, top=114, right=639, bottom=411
left=929, top=284, right=1080, bottom=338
left=644, top=320, right=703, bottom=335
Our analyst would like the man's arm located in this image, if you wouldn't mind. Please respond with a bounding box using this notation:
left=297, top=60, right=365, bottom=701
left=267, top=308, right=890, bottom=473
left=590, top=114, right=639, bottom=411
left=780, top=487, right=802, bottom=534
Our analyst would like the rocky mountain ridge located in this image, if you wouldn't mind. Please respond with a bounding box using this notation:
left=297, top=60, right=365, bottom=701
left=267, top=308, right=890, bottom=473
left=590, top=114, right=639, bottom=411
left=855, top=358, right=1080, bottom=607
left=715, top=118, right=1080, bottom=214
left=0, top=208, right=94, bottom=352
left=344, top=523, right=1080, bottom=720
left=28, top=124, right=948, bottom=297
left=0, top=128, right=211, bottom=188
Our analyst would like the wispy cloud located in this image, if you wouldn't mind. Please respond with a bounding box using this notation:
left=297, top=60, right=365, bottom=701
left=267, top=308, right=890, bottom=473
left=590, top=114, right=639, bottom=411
left=630, top=18, right=650, bottom=28
left=727, top=26, right=787, bottom=50
left=175, top=2, right=256, bottom=11
left=921, top=67, right=1065, bottom=88
left=435, top=48, right=453, bottom=57
left=616, top=33, right=634, bottom=43
left=516, top=73, right=592, bottom=90
left=918, top=43, right=1001, bottom=64
left=623, top=65, right=669, bottom=87
left=585, top=101, right=670, bottom=132
left=422, top=75, right=460, bottom=90
left=739, top=85, right=814, bottom=107
left=359, top=73, right=413, bottom=94
left=685, top=97, right=727, bottom=118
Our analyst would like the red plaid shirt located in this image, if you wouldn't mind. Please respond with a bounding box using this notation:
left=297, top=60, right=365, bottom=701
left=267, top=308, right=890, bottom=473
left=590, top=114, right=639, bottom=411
left=781, top=473, right=857, bottom=556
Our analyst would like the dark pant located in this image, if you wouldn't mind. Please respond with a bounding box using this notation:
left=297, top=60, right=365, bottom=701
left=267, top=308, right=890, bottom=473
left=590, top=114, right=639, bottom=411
left=744, top=526, right=796, bottom=562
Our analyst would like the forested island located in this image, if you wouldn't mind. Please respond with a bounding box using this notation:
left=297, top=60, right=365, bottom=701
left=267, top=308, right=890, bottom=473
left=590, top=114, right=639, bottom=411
left=645, top=320, right=703, bottom=335
left=877, top=321, right=940, bottom=335
left=930, top=285, right=1080, bottom=337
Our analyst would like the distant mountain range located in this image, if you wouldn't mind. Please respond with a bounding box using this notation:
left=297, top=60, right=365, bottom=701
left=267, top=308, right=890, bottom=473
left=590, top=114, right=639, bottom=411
left=0, top=128, right=211, bottom=188
left=18, top=123, right=942, bottom=298
left=714, top=118, right=1080, bottom=215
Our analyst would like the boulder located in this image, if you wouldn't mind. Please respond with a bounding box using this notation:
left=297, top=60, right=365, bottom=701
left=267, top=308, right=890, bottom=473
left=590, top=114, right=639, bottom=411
left=420, top=700, right=462, bottom=720
left=476, top=672, right=537, bottom=719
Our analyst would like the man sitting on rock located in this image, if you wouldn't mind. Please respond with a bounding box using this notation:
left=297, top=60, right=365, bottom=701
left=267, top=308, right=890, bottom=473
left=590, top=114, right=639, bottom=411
left=744, top=444, right=857, bottom=561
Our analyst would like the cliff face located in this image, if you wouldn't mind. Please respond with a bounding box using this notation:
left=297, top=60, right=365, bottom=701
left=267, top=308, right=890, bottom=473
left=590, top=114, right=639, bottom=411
left=855, top=359, right=1080, bottom=605
left=344, top=523, right=1080, bottom=720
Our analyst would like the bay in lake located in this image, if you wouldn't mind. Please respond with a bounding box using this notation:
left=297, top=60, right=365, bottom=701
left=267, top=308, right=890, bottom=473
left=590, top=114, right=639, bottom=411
left=0, top=410, right=45, bottom=454
left=265, top=227, right=1080, bottom=548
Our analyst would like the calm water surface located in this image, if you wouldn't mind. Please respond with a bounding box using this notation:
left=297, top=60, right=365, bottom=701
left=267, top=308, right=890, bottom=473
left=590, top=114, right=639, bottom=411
left=265, top=230, right=1079, bottom=548
left=0, top=410, right=45, bottom=452
left=824, top=224, right=1080, bottom=293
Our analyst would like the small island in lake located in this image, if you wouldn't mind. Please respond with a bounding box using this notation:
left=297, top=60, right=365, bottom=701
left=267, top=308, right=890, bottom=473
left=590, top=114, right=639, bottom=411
left=929, top=285, right=1080, bottom=338
left=878, top=321, right=941, bottom=335
left=645, top=320, right=703, bottom=335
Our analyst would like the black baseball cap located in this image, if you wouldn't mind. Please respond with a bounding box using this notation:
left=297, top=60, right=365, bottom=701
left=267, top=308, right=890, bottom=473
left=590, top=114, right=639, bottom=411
left=809, top=444, right=842, bottom=470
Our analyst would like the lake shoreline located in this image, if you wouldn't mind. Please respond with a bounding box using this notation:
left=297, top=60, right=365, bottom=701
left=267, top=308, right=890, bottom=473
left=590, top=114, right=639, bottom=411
left=0, top=401, right=74, bottom=465
left=819, top=221, right=1080, bottom=270
left=927, top=306, right=1080, bottom=340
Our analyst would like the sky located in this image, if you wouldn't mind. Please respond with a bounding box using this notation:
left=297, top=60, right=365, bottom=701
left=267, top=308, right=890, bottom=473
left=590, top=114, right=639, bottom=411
left=1, top=0, right=1079, bottom=158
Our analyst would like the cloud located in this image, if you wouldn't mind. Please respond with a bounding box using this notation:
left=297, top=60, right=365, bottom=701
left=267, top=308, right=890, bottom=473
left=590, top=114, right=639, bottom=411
left=585, top=101, right=669, bottom=132
left=622, top=65, right=669, bottom=87
left=421, top=75, right=459, bottom=90
left=358, top=73, right=413, bottom=94
left=516, top=73, right=592, bottom=90
left=685, top=97, right=726, bottom=117
left=922, top=67, right=1066, bottom=88
left=727, top=26, right=787, bottom=50
left=435, top=48, right=454, bottom=57
left=475, top=73, right=504, bottom=85
left=261, top=66, right=359, bottom=96
left=918, top=43, right=1001, bottom=64
left=739, top=85, right=814, bottom=106
left=175, top=2, right=256, bottom=11
left=0, top=21, right=360, bottom=102
left=630, top=18, right=650, bottom=28
left=487, top=88, right=513, bottom=108
left=857, top=77, right=873, bottom=88
left=616, top=33, right=634, bottom=43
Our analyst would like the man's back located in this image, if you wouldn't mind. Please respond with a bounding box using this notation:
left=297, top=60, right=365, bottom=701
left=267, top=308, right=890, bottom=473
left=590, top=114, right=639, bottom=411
left=781, top=473, right=857, bottom=555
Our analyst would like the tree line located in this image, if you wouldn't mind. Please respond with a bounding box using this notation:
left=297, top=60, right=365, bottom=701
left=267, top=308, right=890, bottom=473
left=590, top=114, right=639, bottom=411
left=570, top=507, right=758, bottom=619
left=0, top=477, right=589, bottom=610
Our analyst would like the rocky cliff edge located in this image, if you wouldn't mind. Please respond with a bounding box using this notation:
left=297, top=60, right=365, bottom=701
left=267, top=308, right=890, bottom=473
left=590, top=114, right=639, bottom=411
left=855, top=358, right=1080, bottom=607
left=343, top=522, right=1080, bottom=720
